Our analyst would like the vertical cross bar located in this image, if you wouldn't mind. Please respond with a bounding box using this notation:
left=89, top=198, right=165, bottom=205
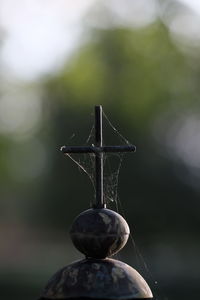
left=61, top=105, right=136, bottom=208
left=94, top=105, right=105, bottom=208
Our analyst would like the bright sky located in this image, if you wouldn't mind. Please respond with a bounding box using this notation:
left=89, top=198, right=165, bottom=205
left=0, top=0, right=96, bottom=80
left=181, top=0, right=200, bottom=13
left=0, top=0, right=199, bottom=81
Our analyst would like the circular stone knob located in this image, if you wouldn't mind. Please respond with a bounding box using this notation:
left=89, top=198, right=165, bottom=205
left=70, top=208, right=130, bottom=259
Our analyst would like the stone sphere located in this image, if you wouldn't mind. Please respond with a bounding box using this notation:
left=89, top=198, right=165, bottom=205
left=40, top=258, right=153, bottom=299
left=70, top=208, right=130, bottom=258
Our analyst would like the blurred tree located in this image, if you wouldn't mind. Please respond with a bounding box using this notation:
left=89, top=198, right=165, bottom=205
left=40, top=20, right=200, bottom=236
left=1, top=2, right=200, bottom=299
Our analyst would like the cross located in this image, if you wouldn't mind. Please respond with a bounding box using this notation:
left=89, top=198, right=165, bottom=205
left=60, top=105, right=136, bottom=209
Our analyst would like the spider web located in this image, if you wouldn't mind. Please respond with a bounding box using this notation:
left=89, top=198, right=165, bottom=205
left=63, top=109, right=166, bottom=300
left=63, top=109, right=132, bottom=209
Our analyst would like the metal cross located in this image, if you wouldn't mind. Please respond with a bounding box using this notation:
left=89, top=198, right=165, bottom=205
left=60, top=105, right=136, bottom=209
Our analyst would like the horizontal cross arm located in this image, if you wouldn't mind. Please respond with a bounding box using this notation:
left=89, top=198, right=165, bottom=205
left=60, top=145, right=136, bottom=154
left=102, top=145, right=136, bottom=153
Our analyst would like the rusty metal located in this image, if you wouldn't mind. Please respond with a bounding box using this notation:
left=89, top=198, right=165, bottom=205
left=39, top=258, right=153, bottom=299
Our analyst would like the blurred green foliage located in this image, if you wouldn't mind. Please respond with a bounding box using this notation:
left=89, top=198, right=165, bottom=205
left=1, top=3, right=200, bottom=300
left=42, top=20, right=200, bottom=234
